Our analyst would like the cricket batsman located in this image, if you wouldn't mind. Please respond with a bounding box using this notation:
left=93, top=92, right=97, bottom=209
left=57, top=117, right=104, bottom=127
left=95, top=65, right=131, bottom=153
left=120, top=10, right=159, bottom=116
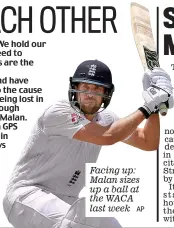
left=3, top=60, right=174, bottom=228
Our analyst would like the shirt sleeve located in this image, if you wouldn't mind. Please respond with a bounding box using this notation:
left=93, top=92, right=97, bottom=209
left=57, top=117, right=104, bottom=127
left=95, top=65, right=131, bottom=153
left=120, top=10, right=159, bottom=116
left=42, top=101, right=90, bottom=139
left=97, top=110, right=119, bottom=126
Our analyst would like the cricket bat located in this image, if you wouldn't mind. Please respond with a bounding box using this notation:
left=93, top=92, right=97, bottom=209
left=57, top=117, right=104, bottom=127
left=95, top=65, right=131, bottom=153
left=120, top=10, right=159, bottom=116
left=131, top=2, right=167, bottom=116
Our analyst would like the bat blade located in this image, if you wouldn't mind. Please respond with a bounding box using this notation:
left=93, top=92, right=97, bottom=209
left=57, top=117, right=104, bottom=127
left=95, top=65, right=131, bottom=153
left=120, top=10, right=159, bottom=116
left=131, top=2, right=159, bottom=70
left=131, top=2, right=167, bottom=116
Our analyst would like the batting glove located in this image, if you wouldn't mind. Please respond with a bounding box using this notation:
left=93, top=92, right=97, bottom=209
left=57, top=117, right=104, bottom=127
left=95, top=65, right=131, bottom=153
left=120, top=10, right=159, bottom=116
left=142, top=67, right=173, bottom=95
left=139, top=86, right=170, bottom=118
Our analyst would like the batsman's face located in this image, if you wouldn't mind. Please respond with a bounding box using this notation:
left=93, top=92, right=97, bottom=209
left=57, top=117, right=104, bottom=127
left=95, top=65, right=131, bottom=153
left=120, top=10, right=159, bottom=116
left=76, top=83, right=105, bottom=114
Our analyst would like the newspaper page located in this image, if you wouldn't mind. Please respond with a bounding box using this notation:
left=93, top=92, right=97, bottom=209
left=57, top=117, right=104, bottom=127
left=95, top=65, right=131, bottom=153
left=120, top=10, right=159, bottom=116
left=0, top=0, right=173, bottom=228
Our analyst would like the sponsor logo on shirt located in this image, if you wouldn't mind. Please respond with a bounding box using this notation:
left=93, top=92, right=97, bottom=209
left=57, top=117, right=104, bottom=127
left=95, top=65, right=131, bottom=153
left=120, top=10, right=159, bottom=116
left=71, top=113, right=85, bottom=125
left=68, top=170, right=81, bottom=186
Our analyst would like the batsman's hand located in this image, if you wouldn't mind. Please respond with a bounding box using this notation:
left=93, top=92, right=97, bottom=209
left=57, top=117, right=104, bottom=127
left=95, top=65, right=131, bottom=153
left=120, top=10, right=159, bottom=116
left=142, top=67, right=173, bottom=95
left=142, top=86, right=174, bottom=116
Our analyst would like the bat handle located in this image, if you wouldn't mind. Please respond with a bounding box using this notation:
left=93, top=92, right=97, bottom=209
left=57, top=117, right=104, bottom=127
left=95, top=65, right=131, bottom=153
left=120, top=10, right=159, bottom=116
left=159, top=103, right=167, bottom=116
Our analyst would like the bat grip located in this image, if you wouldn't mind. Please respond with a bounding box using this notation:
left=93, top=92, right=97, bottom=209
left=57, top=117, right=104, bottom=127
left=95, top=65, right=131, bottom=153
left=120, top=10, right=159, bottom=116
left=159, top=103, right=167, bottom=116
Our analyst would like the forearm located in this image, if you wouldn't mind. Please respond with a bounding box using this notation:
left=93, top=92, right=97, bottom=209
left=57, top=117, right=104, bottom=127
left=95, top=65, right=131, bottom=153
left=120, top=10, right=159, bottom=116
left=105, top=110, right=145, bottom=144
left=74, top=110, right=146, bottom=146
left=143, top=113, right=160, bottom=149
